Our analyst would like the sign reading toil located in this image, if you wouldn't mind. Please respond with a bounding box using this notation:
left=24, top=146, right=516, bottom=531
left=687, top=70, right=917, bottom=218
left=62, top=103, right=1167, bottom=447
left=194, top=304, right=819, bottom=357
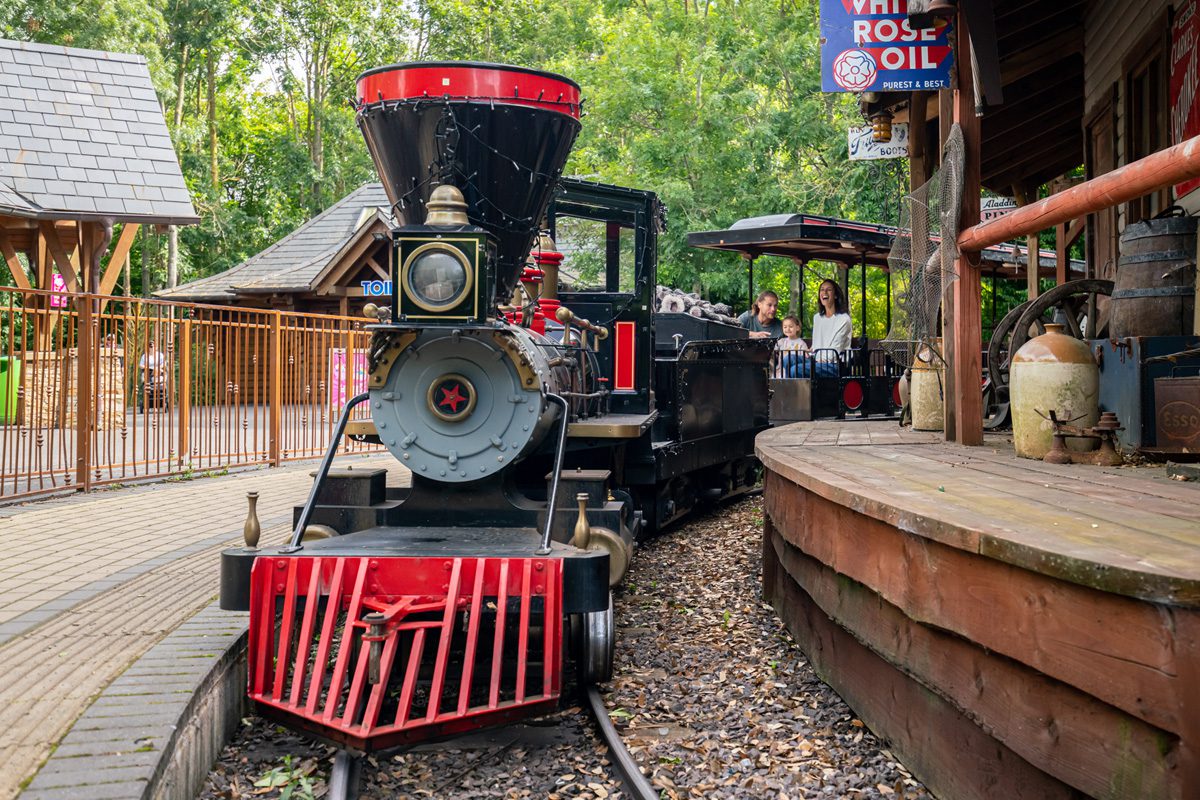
left=820, top=0, right=954, bottom=93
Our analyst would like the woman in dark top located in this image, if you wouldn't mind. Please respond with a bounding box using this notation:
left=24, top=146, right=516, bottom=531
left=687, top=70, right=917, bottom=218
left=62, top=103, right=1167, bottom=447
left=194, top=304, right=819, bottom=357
left=736, top=290, right=783, bottom=339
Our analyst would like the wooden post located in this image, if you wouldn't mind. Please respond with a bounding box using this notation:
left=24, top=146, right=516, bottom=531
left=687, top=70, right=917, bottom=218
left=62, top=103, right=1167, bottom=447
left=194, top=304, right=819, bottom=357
left=909, top=91, right=930, bottom=190
left=1055, top=221, right=1069, bottom=286
left=178, top=319, right=192, bottom=469
left=269, top=312, right=282, bottom=466
left=939, top=88, right=957, bottom=439
left=344, top=327, right=355, bottom=426
left=952, top=8, right=984, bottom=446
left=1014, top=183, right=1040, bottom=299
left=789, top=260, right=801, bottom=317
left=75, top=293, right=93, bottom=490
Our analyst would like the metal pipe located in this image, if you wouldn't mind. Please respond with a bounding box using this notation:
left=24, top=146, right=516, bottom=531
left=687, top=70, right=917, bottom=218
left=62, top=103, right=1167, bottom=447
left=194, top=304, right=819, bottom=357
left=286, top=391, right=370, bottom=550
left=885, top=268, right=892, bottom=333
left=959, top=133, right=1200, bottom=252
left=537, top=393, right=570, bottom=554
left=860, top=254, right=867, bottom=338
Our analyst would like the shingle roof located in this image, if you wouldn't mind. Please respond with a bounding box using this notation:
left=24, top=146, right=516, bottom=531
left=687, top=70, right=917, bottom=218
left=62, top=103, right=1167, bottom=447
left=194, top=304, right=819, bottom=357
left=158, top=183, right=391, bottom=302
left=0, top=38, right=198, bottom=224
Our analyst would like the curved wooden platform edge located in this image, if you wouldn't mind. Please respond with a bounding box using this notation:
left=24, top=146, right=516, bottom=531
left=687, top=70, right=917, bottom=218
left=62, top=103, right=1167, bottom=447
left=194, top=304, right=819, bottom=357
left=758, top=425, right=1200, bottom=800
left=755, top=424, right=1200, bottom=608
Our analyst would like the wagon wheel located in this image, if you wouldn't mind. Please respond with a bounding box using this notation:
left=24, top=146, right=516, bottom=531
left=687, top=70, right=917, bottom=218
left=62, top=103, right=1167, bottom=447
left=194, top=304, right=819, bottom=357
left=1009, top=278, right=1114, bottom=357
left=984, top=279, right=1115, bottom=429
left=986, top=300, right=1033, bottom=395
left=983, top=300, right=1034, bottom=429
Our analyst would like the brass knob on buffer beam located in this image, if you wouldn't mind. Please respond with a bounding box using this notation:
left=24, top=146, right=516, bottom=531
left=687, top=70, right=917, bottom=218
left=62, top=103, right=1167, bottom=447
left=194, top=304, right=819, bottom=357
left=243, top=491, right=261, bottom=550
left=572, top=492, right=591, bottom=550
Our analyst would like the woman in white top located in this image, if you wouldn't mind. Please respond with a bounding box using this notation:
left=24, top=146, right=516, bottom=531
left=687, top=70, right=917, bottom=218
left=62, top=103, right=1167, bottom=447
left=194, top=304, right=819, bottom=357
left=808, top=279, right=852, bottom=377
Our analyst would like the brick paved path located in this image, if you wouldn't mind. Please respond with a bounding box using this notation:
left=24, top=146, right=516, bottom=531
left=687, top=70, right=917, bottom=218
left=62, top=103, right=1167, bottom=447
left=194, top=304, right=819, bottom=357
left=0, top=456, right=406, bottom=800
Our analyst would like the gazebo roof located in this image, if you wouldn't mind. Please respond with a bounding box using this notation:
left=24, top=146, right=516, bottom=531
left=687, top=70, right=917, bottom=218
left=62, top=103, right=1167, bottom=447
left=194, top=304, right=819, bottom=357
left=688, top=212, right=1085, bottom=280
left=159, top=183, right=391, bottom=303
left=0, top=38, right=197, bottom=224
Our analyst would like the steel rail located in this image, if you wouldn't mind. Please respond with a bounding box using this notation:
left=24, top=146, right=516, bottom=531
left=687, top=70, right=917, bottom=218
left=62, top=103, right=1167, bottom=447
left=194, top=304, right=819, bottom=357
left=585, top=686, right=659, bottom=800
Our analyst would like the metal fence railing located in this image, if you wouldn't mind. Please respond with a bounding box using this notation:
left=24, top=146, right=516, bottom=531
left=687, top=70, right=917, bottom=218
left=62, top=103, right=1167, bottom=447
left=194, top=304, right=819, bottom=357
left=0, top=286, right=380, bottom=502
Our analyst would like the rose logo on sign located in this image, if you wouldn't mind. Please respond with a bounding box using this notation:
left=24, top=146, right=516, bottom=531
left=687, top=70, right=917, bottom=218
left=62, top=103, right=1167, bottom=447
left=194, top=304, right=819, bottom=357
left=833, top=50, right=878, bottom=91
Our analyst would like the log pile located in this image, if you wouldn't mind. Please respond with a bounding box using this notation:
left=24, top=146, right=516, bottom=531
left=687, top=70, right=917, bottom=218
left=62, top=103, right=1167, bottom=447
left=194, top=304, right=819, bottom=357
left=655, top=286, right=739, bottom=325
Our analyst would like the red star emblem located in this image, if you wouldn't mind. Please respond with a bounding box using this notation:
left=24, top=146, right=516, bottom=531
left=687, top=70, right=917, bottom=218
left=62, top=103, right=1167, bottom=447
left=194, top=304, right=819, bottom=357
left=438, top=383, right=466, bottom=412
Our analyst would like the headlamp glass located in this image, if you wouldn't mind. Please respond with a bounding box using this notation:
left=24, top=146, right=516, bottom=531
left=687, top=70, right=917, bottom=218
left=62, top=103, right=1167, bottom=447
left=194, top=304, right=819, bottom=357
left=405, top=245, right=470, bottom=310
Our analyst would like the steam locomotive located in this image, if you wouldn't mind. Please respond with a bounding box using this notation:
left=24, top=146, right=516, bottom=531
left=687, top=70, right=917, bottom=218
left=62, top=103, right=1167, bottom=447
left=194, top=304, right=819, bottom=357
left=219, top=62, right=770, bottom=764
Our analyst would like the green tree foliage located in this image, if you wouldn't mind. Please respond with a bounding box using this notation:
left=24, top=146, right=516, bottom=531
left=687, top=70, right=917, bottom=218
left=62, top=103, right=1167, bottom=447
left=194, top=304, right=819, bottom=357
left=1, top=0, right=1041, bottom=339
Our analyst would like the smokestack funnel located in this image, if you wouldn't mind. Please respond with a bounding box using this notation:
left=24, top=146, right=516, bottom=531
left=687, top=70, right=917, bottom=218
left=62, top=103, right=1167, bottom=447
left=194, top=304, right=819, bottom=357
left=355, top=62, right=582, bottom=303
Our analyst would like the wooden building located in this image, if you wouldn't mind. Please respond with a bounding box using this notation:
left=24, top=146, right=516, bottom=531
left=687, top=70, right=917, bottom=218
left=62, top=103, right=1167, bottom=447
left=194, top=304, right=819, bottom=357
left=158, top=183, right=392, bottom=315
left=0, top=38, right=198, bottom=288
left=0, top=38, right=198, bottom=437
left=761, top=4, right=1200, bottom=799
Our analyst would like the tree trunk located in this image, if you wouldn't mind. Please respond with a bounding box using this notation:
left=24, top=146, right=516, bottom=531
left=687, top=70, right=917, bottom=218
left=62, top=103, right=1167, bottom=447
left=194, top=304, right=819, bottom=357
left=167, top=225, right=178, bottom=288
left=173, top=43, right=189, bottom=130
left=310, top=52, right=325, bottom=212
left=207, top=50, right=218, bottom=191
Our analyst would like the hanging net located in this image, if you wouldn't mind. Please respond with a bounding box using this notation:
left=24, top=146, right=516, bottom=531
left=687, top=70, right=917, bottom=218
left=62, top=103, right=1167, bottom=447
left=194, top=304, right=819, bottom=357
left=881, top=124, right=965, bottom=368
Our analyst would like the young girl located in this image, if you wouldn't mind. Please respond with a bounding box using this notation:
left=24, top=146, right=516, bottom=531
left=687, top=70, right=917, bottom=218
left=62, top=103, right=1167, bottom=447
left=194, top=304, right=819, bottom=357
left=774, top=314, right=808, bottom=378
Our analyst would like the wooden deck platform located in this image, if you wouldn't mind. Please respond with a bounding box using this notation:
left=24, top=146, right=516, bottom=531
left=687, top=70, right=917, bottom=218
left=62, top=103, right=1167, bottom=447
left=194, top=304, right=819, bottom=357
left=757, top=421, right=1200, bottom=800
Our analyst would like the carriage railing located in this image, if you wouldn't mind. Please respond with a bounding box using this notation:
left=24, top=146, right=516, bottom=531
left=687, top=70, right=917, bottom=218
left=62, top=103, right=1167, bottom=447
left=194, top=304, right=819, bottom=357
left=771, top=342, right=904, bottom=419
left=0, top=285, right=382, bottom=502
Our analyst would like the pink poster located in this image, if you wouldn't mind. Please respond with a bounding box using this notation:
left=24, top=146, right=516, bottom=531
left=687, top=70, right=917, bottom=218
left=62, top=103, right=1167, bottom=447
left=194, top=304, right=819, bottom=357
left=329, top=348, right=368, bottom=410
left=49, top=273, right=68, bottom=308
left=1171, top=0, right=1200, bottom=197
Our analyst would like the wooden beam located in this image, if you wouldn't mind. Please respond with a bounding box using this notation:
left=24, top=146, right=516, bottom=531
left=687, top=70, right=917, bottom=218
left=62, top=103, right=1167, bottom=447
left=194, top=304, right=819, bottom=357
left=0, top=227, right=32, bottom=289
left=38, top=220, right=80, bottom=292
left=982, top=118, right=1082, bottom=177
left=99, top=223, right=140, bottom=296
left=365, top=253, right=388, bottom=280
left=996, top=4, right=1087, bottom=54
left=998, top=27, right=1083, bottom=86
left=961, top=133, right=1200, bottom=252
left=953, top=9, right=983, bottom=446
left=1065, top=216, right=1085, bottom=248
left=981, top=70, right=1083, bottom=151
left=963, top=0, right=1003, bottom=107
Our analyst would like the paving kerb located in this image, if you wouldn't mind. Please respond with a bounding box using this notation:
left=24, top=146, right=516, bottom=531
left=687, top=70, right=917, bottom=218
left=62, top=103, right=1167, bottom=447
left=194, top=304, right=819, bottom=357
left=1, top=454, right=407, bottom=800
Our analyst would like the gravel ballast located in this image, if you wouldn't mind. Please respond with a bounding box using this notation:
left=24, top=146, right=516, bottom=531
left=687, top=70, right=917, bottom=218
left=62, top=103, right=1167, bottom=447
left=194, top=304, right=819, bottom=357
left=198, top=495, right=930, bottom=799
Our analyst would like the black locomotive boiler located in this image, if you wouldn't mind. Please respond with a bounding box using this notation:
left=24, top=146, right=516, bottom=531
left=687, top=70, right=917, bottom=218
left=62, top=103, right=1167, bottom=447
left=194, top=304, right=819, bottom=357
left=219, top=61, right=770, bottom=764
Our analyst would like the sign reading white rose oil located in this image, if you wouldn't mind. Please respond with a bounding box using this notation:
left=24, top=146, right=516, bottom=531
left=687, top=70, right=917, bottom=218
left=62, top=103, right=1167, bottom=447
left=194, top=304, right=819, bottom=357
left=820, top=0, right=954, bottom=93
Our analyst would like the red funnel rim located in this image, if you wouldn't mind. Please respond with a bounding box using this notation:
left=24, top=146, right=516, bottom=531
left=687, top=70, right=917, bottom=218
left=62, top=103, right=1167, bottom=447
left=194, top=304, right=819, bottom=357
left=356, top=62, right=581, bottom=119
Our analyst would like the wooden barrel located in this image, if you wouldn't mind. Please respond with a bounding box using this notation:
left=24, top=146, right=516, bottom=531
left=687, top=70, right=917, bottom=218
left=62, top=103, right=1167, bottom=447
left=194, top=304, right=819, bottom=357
left=1112, top=216, right=1196, bottom=337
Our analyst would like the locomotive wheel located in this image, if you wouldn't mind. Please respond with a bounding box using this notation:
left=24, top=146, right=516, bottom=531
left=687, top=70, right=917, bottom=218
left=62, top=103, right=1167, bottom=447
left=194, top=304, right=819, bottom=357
left=578, top=592, right=614, bottom=684
left=328, top=750, right=362, bottom=800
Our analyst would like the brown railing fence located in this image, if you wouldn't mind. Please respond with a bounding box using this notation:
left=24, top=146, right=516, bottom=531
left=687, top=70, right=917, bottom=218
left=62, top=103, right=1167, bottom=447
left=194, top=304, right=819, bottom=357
left=0, top=286, right=379, bottom=502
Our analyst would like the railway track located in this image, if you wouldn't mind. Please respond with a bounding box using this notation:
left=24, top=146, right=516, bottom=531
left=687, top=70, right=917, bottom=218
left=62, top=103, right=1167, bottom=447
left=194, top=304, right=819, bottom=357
left=319, top=686, right=659, bottom=800
left=201, top=496, right=931, bottom=800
